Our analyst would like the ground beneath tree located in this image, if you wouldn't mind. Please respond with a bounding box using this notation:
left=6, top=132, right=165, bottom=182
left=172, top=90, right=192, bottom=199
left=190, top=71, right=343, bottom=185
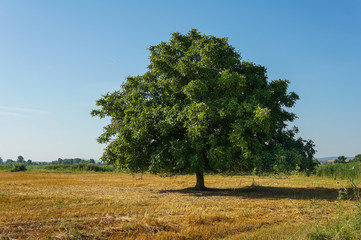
left=0, top=173, right=354, bottom=239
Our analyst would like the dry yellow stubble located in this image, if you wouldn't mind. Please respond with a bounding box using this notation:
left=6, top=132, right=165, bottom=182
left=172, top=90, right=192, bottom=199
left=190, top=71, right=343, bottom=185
left=0, top=173, right=354, bottom=239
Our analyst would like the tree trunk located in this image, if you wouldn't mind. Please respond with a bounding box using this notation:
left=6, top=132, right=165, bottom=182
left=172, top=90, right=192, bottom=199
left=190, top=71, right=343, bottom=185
left=194, top=171, right=207, bottom=190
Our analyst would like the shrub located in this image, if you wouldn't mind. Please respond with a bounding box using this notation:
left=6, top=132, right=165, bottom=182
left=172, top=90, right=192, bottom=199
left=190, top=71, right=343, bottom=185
left=71, top=163, right=114, bottom=172
left=11, top=163, right=27, bottom=172
left=316, top=162, right=361, bottom=180
left=44, top=163, right=115, bottom=172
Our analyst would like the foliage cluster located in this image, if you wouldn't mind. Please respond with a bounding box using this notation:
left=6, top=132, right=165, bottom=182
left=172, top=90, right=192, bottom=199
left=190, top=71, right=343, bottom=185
left=10, top=163, right=27, bottom=172
left=334, top=155, right=347, bottom=164
left=353, top=154, right=361, bottom=162
left=317, top=154, right=361, bottom=180
left=48, top=158, right=97, bottom=165
left=0, top=156, right=31, bottom=166
left=44, top=163, right=115, bottom=172
left=316, top=162, right=361, bottom=180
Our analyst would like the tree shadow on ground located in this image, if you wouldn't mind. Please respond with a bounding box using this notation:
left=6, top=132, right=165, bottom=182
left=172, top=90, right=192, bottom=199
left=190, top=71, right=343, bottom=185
left=158, top=185, right=351, bottom=201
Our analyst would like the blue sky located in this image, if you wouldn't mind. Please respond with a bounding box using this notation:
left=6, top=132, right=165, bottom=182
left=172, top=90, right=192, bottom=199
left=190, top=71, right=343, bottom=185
left=1, top=0, right=360, bottom=161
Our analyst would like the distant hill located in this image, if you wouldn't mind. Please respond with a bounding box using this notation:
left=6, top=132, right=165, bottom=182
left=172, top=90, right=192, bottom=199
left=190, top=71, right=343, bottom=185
left=317, top=157, right=338, bottom=161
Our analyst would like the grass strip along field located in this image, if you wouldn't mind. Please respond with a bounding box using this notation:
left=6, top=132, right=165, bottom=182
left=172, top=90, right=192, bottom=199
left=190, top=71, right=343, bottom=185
left=0, top=172, right=357, bottom=239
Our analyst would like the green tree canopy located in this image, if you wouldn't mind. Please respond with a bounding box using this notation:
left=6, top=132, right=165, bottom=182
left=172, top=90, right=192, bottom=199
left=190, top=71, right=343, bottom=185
left=334, top=156, right=347, bottom=164
left=353, top=154, right=361, bottom=162
left=16, top=155, right=25, bottom=163
left=5, top=159, right=15, bottom=165
left=92, top=29, right=316, bottom=190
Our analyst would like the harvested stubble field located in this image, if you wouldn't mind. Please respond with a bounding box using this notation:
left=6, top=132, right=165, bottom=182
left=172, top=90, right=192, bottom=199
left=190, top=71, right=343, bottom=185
left=0, top=172, right=355, bottom=239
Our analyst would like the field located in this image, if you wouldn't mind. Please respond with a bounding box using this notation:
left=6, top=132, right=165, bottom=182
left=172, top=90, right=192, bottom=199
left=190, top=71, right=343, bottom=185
left=0, top=172, right=357, bottom=239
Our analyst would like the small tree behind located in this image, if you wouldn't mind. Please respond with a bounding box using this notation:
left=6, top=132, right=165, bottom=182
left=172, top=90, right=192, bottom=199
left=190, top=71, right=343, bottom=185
left=92, top=29, right=316, bottom=190
left=334, top=156, right=347, bottom=164
left=353, top=154, right=361, bottom=162
left=16, top=156, right=25, bottom=164
left=5, top=159, right=15, bottom=165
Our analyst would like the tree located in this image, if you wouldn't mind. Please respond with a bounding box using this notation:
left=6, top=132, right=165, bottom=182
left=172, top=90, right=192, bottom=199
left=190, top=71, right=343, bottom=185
left=334, top=156, right=347, bottom=164
left=353, top=154, right=361, bottom=162
left=92, top=29, right=316, bottom=190
left=16, top=155, right=25, bottom=163
left=5, top=159, right=15, bottom=165
left=0, top=157, right=3, bottom=165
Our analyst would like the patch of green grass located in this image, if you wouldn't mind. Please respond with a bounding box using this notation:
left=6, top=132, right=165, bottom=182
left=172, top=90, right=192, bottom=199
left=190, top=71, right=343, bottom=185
left=306, top=179, right=361, bottom=239
left=316, top=162, right=361, bottom=180
left=26, top=164, right=118, bottom=173
left=46, top=163, right=116, bottom=172
left=0, top=165, right=12, bottom=172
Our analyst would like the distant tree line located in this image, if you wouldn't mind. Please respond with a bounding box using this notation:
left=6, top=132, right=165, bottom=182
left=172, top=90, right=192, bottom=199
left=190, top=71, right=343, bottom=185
left=49, top=158, right=96, bottom=165
left=333, top=154, right=361, bottom=164
left=0, top=156, right=98, bottom=166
